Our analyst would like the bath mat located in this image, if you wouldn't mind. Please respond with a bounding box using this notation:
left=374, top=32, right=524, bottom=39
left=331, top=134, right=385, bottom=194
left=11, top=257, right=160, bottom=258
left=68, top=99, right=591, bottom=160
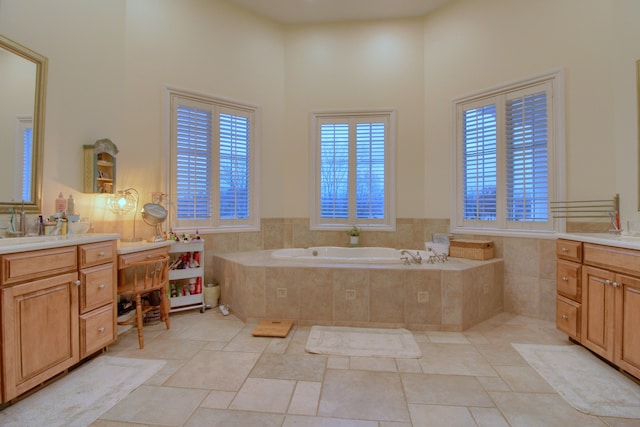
left=513, top=343, right=640, bottom=418
left=305, top=326, right=422, bottom=358
left=0, top=355, right=166, bottom=427
left=252, top=320, right=294, bottom=337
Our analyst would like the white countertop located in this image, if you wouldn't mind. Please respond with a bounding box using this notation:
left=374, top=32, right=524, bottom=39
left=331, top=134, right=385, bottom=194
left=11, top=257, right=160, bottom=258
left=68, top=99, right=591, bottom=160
left=117, top=239, right=174, bottom=254
left=0, top=233, right=121, bottom=254
left=557, top=232, right=640, bottom=251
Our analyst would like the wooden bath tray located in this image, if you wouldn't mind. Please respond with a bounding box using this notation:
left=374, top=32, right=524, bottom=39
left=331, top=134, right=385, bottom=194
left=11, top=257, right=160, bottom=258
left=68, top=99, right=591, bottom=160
left=252, top=320, right=294, bottom=338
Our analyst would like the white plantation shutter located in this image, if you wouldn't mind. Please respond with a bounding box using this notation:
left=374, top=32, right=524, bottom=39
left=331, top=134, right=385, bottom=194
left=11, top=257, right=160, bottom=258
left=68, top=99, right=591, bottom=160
left=168, top=89, right=259, bottom=232
left=22, top=127, right=33, bottom=202
left=356, top=123, right=385, bottom=219
left=462, top=104, right=497, bottom=221
left=320, top=123, right=350, bottom=218
left=453, top=72, right=561, bottom=234
left=312, top=110, right=395, bottom=230
left=219, top=112, right=250, bottom=220
left=175, top=104, right=212, bottom=221
left=505, top=88, right=549, bottom=224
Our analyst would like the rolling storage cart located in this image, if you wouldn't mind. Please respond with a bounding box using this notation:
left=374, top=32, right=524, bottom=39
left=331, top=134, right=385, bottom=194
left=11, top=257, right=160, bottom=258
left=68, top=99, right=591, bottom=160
left=168, top=240, right=206, bottom=313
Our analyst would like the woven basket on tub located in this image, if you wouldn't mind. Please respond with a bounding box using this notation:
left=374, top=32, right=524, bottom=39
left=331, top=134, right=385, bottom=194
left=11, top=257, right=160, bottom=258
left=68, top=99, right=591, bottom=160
left=449, top=239, right=494, bottom=260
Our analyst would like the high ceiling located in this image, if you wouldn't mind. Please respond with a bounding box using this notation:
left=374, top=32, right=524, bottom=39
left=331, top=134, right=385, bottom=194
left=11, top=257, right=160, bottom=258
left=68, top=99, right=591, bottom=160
left=226, top=0, right=452, bottom=24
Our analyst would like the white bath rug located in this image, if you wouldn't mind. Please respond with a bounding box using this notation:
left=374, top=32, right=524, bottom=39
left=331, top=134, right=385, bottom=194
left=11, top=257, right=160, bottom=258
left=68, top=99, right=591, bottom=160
left=305, top=326, right=422, bottom=358
left=0, top=355, right=166, bottom=427
left=513, top=343, right=640, bottom=418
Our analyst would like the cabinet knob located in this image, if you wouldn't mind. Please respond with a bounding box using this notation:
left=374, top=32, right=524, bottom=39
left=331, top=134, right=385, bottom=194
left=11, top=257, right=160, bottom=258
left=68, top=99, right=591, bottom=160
left=98, top=327, right=105, bottom=333
left=75, top=280, right=81, bottom=287
left=562, top=314, right=569, bottom=320
left=561, top=247, right=568, bottom=252
left=604, top=279, right=611, bottom=285
left=98, top=251, right=105, bottom=257
left=561, top=276, right=569, bottom=282
left=612, top=281, right=620, bottom=288
left=98, top=284, right=106, bottom=290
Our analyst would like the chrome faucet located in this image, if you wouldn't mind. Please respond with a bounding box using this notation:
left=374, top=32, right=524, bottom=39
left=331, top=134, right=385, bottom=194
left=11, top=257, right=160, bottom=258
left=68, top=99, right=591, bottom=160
left=400, top=250, right=422, bottom=264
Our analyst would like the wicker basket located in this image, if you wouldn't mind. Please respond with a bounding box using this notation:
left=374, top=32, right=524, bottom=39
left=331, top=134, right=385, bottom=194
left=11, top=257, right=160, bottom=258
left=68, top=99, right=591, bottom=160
left=449, top=239, right=494, bottom=260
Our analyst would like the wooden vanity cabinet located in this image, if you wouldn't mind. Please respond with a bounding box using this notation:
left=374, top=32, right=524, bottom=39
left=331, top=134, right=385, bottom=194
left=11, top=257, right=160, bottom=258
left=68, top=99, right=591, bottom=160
left=0, top=239, right=117, bottom=403
left=78, top=241, right=116, bottom=358
left=557, top=238, right=640, bottom=379
left=555, top=239, right=582, bottom=341
left=1, top=248, right=80, bottom=402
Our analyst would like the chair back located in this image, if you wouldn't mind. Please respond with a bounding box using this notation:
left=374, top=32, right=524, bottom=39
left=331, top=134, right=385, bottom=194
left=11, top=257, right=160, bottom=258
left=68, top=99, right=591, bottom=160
left=119, top=255, right=169, bottom=295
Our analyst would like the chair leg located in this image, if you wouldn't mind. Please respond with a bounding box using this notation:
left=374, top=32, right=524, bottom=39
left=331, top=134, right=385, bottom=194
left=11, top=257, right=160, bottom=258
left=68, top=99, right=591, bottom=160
left=161, top=291, right=171, bottom=330
left=135, top=293, right=144, bottom=349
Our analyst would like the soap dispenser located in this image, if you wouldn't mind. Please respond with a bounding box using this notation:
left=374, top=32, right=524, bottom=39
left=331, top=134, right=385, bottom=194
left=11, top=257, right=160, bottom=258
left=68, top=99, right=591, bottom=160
left=55, top=193, right=66, bottom=213
left=67, top=194, right=75, bottom=216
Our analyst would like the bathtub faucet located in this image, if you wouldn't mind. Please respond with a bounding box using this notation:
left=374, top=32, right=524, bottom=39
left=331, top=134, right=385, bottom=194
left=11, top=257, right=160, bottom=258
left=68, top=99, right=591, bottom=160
left=401, top=250, right=422, bottom=264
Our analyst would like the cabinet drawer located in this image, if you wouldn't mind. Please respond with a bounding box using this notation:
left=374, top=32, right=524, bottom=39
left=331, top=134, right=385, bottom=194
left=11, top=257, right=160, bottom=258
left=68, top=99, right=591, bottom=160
left=583, top=243, right=640, bottom=277
left=118, top=247, right=169, bottom=269
left=79, top=241, right=115, bottom=268
left=80, top=263, right=115, bottom=313
left=556, top=239, right=582, bottom=262
left=1, top=246, right=77, bottom=286
left=80, top=304, right=115, bottom=357
left=557, top=259, right=581, bottom=302
left=556, top=295, right=581, bottom=341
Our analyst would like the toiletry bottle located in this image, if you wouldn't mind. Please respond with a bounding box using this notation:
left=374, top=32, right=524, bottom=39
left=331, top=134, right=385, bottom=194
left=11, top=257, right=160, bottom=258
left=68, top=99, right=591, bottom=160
left=55, top=192, right=66, bottom=213
left=67, top=194, right=75, bottom=216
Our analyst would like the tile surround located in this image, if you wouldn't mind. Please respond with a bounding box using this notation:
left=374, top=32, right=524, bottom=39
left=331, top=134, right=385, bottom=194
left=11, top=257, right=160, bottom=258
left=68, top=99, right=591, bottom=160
left=203, top=218, right=558, bottom=323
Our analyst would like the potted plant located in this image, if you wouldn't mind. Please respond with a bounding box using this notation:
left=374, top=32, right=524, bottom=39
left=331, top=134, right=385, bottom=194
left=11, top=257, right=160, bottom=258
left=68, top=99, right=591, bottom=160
left=346, top=225, right=360, bottom=245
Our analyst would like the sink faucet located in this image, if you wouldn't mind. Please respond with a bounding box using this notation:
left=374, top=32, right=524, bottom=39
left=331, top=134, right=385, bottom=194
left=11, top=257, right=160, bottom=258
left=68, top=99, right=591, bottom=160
left=400, top=250, right=422, bottom=264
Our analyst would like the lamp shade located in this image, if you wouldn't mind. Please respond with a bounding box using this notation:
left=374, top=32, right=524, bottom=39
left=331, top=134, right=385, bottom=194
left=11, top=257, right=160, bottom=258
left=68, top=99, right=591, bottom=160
left=107, top=188, right=138, bottom=215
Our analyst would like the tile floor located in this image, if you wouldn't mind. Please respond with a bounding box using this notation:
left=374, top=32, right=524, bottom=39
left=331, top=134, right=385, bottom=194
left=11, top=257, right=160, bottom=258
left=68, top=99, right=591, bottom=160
left=90, top=310, right=640, bottom=427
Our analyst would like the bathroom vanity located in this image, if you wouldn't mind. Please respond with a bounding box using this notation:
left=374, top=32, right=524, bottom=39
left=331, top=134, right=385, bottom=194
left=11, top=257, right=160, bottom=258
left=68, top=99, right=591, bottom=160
left=0, top=234, right=119, bottom=403
left=556, top=233, right=640, bottom=379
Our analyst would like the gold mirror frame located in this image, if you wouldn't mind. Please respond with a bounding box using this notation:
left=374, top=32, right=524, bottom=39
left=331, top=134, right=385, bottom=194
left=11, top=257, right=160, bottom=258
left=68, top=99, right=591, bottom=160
left=0, top=35, right=47, bottom=214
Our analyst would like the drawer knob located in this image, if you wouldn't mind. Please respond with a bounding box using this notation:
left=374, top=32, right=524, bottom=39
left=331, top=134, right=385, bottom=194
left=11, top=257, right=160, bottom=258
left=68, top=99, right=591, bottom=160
left=98, top=251, right=105, bottom=257
left=98, top=284, right=106, bottom=290
left=561, top=276, right=569, bottom=282
left=561, top=247, right=568, bottom=252
left=98, top=327, right=105, bottom=333
left=562, top=314, right=569, bottom=320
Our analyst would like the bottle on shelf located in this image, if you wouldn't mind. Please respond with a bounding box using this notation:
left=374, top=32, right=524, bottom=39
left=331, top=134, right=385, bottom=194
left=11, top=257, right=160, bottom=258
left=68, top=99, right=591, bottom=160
left=55, top=192, right=66, bottom=213
left=67, top=194, right=75, bottom=216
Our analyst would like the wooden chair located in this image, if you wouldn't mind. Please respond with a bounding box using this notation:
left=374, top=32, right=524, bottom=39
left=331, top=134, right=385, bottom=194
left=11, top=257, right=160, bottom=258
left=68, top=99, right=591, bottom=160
left=117, top=255, right=170, bottom=349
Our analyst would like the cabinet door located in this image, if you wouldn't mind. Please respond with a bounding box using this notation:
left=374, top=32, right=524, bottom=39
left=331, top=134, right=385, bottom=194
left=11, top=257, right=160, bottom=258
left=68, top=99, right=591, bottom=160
left=1, top=272, right=79, bottom=401
left=615, top=274, right=640, bottom=379
left=581, top=265, right=616, bottom=360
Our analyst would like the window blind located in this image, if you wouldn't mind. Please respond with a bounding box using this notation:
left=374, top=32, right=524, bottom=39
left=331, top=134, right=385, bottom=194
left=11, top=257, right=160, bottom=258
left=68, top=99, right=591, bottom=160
left=506, top=91, right=548, bottom=222
left=219, top=113, right=250, bottom=220
left=356, top=122, right=385, bottom=219
left=22, top=127, right=32, bottom=202
left=175, top=105, right=212, bottom=220
left=320, top=123, right=349, bottom=218
left=463, top=104, right=497, bottom=221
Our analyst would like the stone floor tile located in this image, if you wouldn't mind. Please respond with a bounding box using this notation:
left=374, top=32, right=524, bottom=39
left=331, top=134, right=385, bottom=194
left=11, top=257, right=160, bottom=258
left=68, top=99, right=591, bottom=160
left=349, top=356, right=397, bottom=372
left=288, top=381, right=322, bottom=415
left=229, top=377, right=296, bottom=413
left=469, top=407, right=511, bottom=427
left=401, top=373, right=494, bottom=407
left=184, top=407, right=284, bottom=427
left=318, top=369, right=410, bottom=422
left=200, top=390, right=237, bottom=409
left=282, top=414, right=378, bottom=427
left=494, top=365, right=556, bottom=393
left=418, top=342, right=497, bottom=376
left=250, top=353, right=327, bottom=381
left=408, top=404, right=478, bottom=427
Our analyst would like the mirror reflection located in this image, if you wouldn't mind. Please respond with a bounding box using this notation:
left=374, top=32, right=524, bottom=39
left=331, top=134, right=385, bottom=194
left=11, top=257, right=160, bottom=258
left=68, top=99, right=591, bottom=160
left=0, top=35, right=47, bottom=214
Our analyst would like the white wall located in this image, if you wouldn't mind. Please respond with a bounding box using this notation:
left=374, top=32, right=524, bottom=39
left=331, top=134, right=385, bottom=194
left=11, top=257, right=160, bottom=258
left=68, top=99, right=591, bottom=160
left=1, top=0, right=639, bottom=228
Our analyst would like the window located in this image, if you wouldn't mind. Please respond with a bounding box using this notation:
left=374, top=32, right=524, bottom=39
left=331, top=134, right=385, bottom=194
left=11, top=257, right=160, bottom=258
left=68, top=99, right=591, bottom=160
left=15, top=116, right=33, bottom=202
left=311, top=110, right=396, bottom=230
left=452, top=71, right=564, bottom=234
left=167, top=88, right=260, bottom=232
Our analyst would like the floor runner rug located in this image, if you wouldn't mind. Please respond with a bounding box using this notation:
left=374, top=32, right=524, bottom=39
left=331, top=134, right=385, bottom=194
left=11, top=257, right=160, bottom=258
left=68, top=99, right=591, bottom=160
left=0, top=355, right=166, bottom=427
left=513, top=343, right=640, bottom=418
left=306, top=326, right=422, bottom=358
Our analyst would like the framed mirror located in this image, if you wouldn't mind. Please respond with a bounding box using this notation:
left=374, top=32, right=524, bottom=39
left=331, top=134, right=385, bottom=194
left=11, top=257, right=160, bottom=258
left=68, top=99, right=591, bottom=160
left=0, top=35, right=47, bottom=214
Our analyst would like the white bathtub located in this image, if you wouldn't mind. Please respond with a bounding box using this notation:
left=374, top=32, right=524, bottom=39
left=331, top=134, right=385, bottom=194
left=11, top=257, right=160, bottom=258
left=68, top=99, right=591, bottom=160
left=271, top=246, right=435, bottom=264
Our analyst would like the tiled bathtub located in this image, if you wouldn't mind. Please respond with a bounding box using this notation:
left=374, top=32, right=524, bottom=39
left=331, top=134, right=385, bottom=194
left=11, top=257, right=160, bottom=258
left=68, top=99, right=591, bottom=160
left=212, top=249, right=504, bottom=331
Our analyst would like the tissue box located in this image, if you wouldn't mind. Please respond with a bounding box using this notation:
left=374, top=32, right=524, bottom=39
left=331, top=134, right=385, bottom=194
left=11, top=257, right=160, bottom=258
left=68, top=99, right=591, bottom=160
left=449, top=239, right=494, bottom=260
